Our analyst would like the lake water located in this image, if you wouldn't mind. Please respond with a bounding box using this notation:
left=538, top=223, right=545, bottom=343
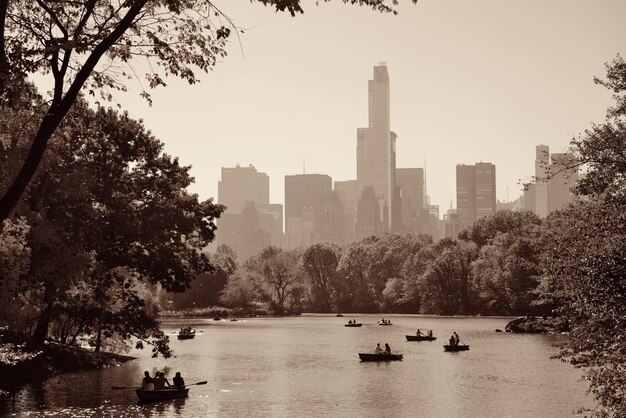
left=1, top=315, right=593, bottom=417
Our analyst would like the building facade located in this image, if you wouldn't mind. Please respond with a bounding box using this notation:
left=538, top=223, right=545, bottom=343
left=456, top=162, right=496, bottom=230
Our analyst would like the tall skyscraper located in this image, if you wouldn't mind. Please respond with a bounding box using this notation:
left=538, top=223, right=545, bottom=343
left=456, top=162, right=496, bottom=229
left=284, top=174, right=332, bottom=249
left=535, top=145, right=550, bottom=217
left=356, top=64, right=395, bottom=231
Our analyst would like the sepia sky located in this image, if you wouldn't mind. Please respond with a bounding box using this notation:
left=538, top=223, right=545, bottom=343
left=112, top=0, right=626, bottom=215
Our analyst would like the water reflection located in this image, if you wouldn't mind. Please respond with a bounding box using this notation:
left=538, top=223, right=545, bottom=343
left=1, top=316, right=593, bottom=417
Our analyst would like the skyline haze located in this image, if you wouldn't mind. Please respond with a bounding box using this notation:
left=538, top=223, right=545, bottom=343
left=95, top=0, right=626, bottom=215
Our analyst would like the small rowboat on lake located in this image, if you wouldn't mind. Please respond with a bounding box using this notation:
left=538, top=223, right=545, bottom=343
left=345, top=323, right=363, bottom=327
left=406, top=335, right=437, bottom=341
left=177, top=329, right=196, bottom=340
left=377, top=322, right=393, bottom=326
left=358, top=353, right=403, bottom=362
left=136, top=387, right=189, bottom=402
left=443, top=344, right=470, bottom=352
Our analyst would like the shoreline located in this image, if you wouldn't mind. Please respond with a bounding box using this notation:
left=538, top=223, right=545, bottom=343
left=0, top=341, right=134, bottom=391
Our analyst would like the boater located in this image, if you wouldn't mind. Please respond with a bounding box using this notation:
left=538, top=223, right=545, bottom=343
left=173, top=372, right=185, bottom=388
left=384, top=343, right=391, bottom=355
left=154, top=372, right=171, bottom=389
left=416, top=328, right=422, bottom=336
left=141, top=371, right=154, bottom=390
left=374, top=343, right=383, bottom=354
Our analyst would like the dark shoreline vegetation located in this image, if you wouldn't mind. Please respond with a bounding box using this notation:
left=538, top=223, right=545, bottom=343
left=0, top=54, right=625, bottom=417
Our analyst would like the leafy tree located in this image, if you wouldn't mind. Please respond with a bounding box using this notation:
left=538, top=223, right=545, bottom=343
left=0, top=0, right=415, bottom=224
left=301, top=243, right=341, bottom=312
left=419, top=240, right=478, bottom=315
left=458, top=210, right=542, bottom=248
left=1, top=93, right=222, bottom=356
left=471, top=226, right=543, bottom=315
left=219, top=270, right=262, bottom=310
left=539, top=55, right=626, bottom=416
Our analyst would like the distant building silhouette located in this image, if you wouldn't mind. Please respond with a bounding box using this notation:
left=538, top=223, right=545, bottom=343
left=357, top=64, right=396, bottom=232
left=534, top=145, right=550, bottom=217
left=356, top=186, right=382, bottom=240
left=218, top=164, right=269, bottom=212
left=313, top=191, right=345, bottom=245
left=523, top=146, right=578, bottom=216
left=456, top=162, right=496, bottom=229
left=444, top=208, right=461, bottom=239
left=216, top=164, right=283, bottom=259
left=395, top=168, right=425, bottom=234
left=334, top=180, right=358, bottom=242
left=285, top=174, right=332, bottom=249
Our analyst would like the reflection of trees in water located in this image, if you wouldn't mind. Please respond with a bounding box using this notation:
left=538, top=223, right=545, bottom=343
left=138, top=397, right=187, bottom=417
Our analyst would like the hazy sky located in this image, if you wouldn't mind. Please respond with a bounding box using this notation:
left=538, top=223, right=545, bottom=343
left=113, top=0, right=626, bottom=215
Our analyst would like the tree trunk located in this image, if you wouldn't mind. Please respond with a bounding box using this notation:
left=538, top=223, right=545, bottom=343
left=31, top=280, right=56, bottom=346
left=94, top=327, right=102, bottom=352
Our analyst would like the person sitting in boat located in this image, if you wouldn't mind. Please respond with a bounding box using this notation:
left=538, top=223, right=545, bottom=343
left=348, top=319, right=353, bottom=324
left=427, top=330, right=433, bottom=337
left=449, top=334, right=457, bottom=346
left=384, top=343, right=391, bottom=355
left=173, top=372, right=185, bottom=388
left=141, top=371, right=155, bottom=390
left=416, top=328, right=422, bottom=336
left=374, top=343, right=383, bottom=354
left=453, top=331, right=460, bottom=345
left=154, top=371, right=171, bottom=389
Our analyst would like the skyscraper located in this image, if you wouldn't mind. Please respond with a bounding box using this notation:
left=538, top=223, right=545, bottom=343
left=356, top=64, right=395, bottom=231
left=395, top=168, right=425, bottom=234
left=216, top=164, right=282, bottom=259
left=456, top=162, right=496, bottom=229
left=218, top=164, right=269, bottom=213
left=535, top=145, right=550, bottom=217
left=284, top=174, right=332, bottom=249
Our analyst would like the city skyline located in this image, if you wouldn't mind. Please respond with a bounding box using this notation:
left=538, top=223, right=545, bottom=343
left=104, top=1, right=625, bottom=214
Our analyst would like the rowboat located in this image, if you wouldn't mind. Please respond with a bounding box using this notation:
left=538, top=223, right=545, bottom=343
left=345, top=323, right=363, bottom=327
left=443, top=344, right=470, bottom=352
left=336, top=313, right=344, bottom=317
left=377, top=322, right=393, bottom=326
left=358, top=353, right=403, bottom=362
left=136, top=387, right=189, bottom=402
left=177, top=329, right=195, bottom=340
left=405, top=335, right=437, bottom=341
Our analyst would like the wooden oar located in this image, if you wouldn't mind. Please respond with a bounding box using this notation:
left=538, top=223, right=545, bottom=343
left=112, top=381, right=207, bottom=390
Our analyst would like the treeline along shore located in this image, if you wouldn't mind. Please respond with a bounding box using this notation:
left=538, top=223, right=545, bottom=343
left=1, top=58, right=626, bottom=416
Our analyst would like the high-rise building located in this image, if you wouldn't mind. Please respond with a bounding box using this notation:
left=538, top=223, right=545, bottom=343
left=284, top=174, right=333, bottom=249
left=334, top=180, right=358, bottom=242
left=535, top=145, right=550, bottom=217
left=356, top=186, right=381, bottom=240
left=549, top=152, right=578, bottom=212
left=456, top=162, right=496, bottom=229
left=216, top=164, right=282, bottom=259
left=395, top=168, right=425, bottom=234
left=525, top=146, right=578, bottom=216
left=356, top=64, right=395, bottom=232
left=313, top=191, right=345, bottom=245
left=218, top=164, right=269, bottom=214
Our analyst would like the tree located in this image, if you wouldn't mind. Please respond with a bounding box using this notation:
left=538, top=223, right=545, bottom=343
left=0, top=0, right=415, bottom=223
left=458, top=210, right=542, bottom=248
left=539, top=55, right=626, bottom=416
left=1, top=95, right=222, bottom=356
left=419, top=240, right=478, bottom=315
left=471, top=226, right=543, bottom=315
left=301, top=243, right=340, bottom=312
left=256, top=247, right=303, bottom=314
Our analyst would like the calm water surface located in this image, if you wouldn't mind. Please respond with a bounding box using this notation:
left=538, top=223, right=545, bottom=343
left=2, top=316, right=592, bottom=417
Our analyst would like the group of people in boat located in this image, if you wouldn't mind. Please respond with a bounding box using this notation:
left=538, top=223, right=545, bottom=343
left=374, top=342, right=392, bottom=355
left=379, top=318, right=392, bottom=325
left=179, top=325, right=194, bottom=334
left=416, top=328, right=433, bottom=337
left=448, top=331, right=461, bottom=346
left=347, top=319, right=358, bottom=324
left=141, top=371, right=185, bottom=390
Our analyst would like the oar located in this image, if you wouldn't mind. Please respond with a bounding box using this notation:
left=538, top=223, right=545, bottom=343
left=184, top=381, right=208, bottom=387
